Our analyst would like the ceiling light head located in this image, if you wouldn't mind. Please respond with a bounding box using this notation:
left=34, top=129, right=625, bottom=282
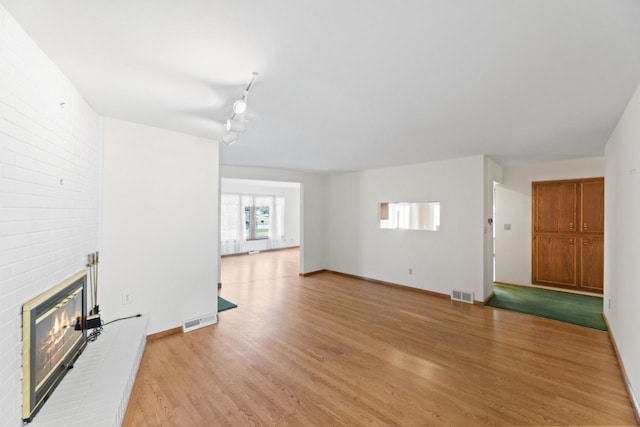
left=233, top=99, right=247, bottom=115
left=222, top=133, right=240, bottom=146
left=225, top=119, right=247, bottom=133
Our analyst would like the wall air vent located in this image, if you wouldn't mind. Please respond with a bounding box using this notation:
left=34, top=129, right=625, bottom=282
left=451, top=290, right=474, bottom=304
left=182, top=312, right=217, bottom=333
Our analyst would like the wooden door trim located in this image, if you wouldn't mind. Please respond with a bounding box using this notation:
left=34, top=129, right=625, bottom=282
left=532, top=177, right=604, bottom=185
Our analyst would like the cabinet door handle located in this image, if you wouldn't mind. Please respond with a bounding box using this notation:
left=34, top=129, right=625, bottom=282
left=583, top=240, right=590, bottom=245
left=569, top=239, right=575, bottom=245
left=569, top=222, right=574, bottom=231
left=583, top=222, right=588, bottom=230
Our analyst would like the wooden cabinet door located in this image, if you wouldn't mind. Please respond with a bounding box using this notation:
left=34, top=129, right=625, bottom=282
left=533, top=182, right=578, bottom=233
left=533, top=235, right=577, bottom=287
left=580, top=179, right=604, bottom=234
left=579, top=237, right=604, bottom=291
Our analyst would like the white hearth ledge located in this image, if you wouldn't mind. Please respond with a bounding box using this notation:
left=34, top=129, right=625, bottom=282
left=29, top=314, right=148, bottom=427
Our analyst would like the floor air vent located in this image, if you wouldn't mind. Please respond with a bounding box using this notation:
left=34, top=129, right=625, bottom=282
left=182, top=312, right=217, bottom=333
left=451, top=290, right=474, bottom=304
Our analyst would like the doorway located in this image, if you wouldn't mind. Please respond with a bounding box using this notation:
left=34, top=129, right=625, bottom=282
left=218, top=178, right=302, bottom=289
left=494, top=174, right=604, bottom=294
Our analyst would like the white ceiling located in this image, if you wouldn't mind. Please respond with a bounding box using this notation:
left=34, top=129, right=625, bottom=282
left=3, top=1, right=640, bottom=172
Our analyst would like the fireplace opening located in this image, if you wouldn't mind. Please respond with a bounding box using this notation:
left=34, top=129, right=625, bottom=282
left=22, top=271, right=88, bottom=423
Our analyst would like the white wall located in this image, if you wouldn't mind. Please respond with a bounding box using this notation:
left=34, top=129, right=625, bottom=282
left=495, top=157, right=604, bottom=286
left=220, top=178, right=300, bottom=254
left=325, top=156, right=485, bottom=299
left=101, top=118, right=219, bottom=335
left=0, top=5, right=102, bottom=426
left=300, top=173, right=326, bottom=274
left=604, top=82, right=640, bottom=411
left=220, top=165, right=326, bottom=274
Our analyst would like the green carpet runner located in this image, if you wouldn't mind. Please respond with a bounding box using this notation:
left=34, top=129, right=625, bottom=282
left=218, top=296, right=238, bottom=312
left=486, top=284, right=606, bottom=331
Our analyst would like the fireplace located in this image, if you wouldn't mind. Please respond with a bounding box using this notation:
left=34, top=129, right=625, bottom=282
left=22, top=271, right=88, bottom=423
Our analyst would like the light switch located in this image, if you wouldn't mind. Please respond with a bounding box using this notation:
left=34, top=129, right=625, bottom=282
left=504, top=224, right=511, bottom=230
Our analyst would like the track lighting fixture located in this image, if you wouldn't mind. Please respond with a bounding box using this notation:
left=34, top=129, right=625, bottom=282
left=229, top=72, right=258, bottom=120
left=221, top=72, right=258, bottom=146
left=233, top=99, right=247, bottom=115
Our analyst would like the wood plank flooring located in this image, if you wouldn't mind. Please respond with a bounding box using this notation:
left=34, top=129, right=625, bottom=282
left=123, top=248, right=637, bottom=426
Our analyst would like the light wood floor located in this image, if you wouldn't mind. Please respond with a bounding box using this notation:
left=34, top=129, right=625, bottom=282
left=123, top=248, right=637, bottom=426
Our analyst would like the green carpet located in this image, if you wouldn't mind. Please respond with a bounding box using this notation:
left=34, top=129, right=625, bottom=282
left=486, top=284, right=607, bottom=331
left=218, top=296, right=237, bottom=312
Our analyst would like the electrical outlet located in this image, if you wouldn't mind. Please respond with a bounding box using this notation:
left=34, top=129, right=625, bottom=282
left=408, top=268, right=413, bottom=275
left=122, top=292, right=132, bottom=305
left=608, top=298, right=611, bottom=309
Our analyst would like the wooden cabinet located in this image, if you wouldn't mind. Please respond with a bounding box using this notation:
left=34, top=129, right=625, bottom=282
left=533, top=181, right=578, bottom=233
left=579, top=236, right=604, bottom=292
left=533, top=235, right=577, bottom=287
left=580, top=180, right=604, bottom=234
left=532, top=178, right=604, bottom=293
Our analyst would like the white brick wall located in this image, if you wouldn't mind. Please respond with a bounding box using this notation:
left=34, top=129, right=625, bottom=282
left=0, top=4, right=101, bottom=426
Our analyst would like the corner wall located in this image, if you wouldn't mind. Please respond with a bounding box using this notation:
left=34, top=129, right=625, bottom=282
left=0, top=5, right=102, bottom=425
left=604, top=81, right=640, bottom=413
left=101, top=118, right=219, bottom=335
left=324, top=156, right=486, bottom=299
